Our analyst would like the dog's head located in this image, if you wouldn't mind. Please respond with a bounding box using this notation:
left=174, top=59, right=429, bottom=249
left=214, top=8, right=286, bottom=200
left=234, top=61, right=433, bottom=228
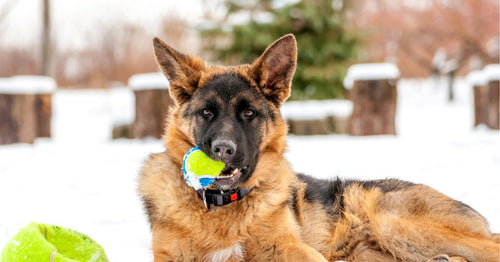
left=153, top=35, right=297, bottom=190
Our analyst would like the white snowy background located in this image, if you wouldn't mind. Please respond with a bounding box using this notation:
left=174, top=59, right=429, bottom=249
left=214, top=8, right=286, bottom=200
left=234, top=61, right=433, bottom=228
left=0, top=78, right=499, bottom=261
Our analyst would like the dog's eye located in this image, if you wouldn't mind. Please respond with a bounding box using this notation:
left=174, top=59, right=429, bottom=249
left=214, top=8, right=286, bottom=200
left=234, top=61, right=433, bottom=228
left=201, top=108, right=213, bottom=118
left=243, top=109, right=256, bottom=119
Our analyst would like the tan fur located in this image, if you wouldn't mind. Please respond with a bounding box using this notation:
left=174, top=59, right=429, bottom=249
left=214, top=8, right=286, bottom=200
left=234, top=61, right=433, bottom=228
left=139, top=35, right=499, bottom=261
left=320, top=184, right=500, bottom=261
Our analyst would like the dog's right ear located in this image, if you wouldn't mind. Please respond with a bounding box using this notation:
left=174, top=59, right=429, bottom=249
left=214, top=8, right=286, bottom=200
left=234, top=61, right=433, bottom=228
left=153, top=37, right=206, bottom=105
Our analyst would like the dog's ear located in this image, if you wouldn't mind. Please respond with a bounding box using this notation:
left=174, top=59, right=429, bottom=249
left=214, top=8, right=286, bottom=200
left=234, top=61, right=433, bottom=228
left=250, top=34, right=297, bottom=106
left=153, top=37, right=206, bottom=105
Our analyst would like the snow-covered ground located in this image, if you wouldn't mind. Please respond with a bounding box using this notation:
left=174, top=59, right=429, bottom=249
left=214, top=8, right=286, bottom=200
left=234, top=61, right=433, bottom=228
left=1, top=78, right=499, bottom=261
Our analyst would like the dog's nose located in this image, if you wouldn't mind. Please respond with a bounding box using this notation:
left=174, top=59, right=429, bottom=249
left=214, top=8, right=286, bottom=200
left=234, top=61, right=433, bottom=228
left=211, top=139, right=237, bottom=162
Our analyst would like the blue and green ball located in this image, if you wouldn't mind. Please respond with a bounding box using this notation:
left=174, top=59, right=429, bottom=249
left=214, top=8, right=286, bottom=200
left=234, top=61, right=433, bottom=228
left=182, top=147, right=225, bottom=190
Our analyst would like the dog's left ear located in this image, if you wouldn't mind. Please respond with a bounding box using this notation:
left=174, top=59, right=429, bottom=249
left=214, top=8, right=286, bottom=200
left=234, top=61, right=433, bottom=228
left=250, top=34, right=297, bottom=106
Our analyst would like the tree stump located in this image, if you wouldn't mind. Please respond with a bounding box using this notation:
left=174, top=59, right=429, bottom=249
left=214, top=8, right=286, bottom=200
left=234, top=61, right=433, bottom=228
left=282, top=100, right=352, bottom=135
left=471, top=65, right=500, bottom=130
left=35, top=93, right=52, bottom=137
left=285, top=115, right=350, bottom=136
left=0, top=94, right=37, bottom=144
left=482, top=65, right=500, bottom=130
left=129, top=73, right=173, bottom=139
left=0, top=76, right=55, bottom=145
left=112, top=123, right=132, bottom=139
left=468, top=70, right=494, bottom=129
left=473, top=84, right=490, bottom=127
left=484, top=79, right=500, bottom=130
left=287, top=118, right=330, bottom=136
left=326, top=115, right=349, bottom=134
left=344, top=63, right=399, bottom=136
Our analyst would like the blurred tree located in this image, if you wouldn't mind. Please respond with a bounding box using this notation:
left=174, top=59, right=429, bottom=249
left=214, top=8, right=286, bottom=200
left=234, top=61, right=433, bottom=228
left=350, top=0, right=499, bottom=77
left=200, top=0, right=359, bottom=100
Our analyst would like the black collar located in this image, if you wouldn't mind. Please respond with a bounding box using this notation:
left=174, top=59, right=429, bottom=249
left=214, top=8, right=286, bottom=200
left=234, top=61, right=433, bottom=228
left=197, top=188, right=252, bottom=209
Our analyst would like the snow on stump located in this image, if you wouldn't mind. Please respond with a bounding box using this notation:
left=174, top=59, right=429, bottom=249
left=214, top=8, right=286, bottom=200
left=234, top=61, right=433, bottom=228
left=0, top=76, right=56, bottom=145
left=471, top=64, right=500, bottom=130
left=129, top=73, right=173, bottom=139
left=344, top=63, right=399, bottom=136
left=281, top=100, right=352, bottom=135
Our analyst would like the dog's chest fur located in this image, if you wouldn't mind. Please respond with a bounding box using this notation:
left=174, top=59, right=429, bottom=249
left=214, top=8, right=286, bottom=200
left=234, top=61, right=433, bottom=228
left=138, top=152, right=318, bottom=260
left=205, top=243, right=244, bottom=262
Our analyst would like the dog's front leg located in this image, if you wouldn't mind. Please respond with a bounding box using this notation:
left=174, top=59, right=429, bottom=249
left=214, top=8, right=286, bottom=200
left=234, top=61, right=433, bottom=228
left=246, top=232, right=327, bottom=261
left=151, top=226, right=200, bottom=262
left=282, top=241, right=329, bottom=262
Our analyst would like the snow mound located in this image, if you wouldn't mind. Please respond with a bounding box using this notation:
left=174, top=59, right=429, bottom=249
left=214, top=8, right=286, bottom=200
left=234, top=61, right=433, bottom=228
left=466, top=70, right=488, bottom=86
left=0, top=75, right=57, bottom=94
left=128, top=72, right=169, bottom=91
left=343, top=63, right=400, bottom=89
left=282, top=100, right=352, bottom=120
left=483, top=64, right=500, bottom=81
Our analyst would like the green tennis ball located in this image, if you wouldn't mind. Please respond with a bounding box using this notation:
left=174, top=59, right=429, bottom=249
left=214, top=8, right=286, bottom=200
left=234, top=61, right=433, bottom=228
left=185, top=149, right=225, bottom=177
left=1, top=222, right=109, bottom=262
left=183, top=147, right=225, bottom=189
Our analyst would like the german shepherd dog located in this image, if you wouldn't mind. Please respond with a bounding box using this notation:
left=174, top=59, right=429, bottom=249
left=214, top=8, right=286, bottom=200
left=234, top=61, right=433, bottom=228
left=138, top=35, right=500, bottom=261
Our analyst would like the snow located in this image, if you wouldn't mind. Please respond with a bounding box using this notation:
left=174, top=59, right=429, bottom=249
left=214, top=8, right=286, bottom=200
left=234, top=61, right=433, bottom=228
left=466, top=70, right=488, bottom=86
left=431, top=48, right=446, bottom=69
left=128, top=72, right=169, bottom=91
left=466, top=65, right=500, bottom=86
left=281, top=100, right=352, bottom=120
left=343, top=63, right=400, bottom=89
left=0, top=75, right=57, bottom=94
left=483, top=64, right=500, bottom=81
left=441, top=59, right=459, bottom=74
left=1, top=78, right=500, bottom=261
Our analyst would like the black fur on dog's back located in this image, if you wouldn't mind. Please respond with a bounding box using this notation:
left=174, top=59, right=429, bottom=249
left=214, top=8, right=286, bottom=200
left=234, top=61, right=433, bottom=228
left=296, top=174, right=416, bottom=209
left=296, top=175, right=483, bottom=222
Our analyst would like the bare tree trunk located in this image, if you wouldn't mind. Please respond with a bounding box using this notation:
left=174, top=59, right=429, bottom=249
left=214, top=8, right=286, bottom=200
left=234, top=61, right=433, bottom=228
left=41, top=0, right=53, bottom=76
left=447, top=71, right=455, bottom=102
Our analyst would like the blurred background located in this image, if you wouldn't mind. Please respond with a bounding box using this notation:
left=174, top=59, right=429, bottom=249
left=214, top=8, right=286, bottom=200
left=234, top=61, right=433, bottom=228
left=1, top=0, right=498, bottom=96
left=0, top=1, right=499, bottom=261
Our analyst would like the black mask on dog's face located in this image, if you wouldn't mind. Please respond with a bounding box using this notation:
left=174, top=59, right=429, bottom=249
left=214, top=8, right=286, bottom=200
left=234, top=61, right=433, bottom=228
left=189, top=75, right=266, bottom=190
